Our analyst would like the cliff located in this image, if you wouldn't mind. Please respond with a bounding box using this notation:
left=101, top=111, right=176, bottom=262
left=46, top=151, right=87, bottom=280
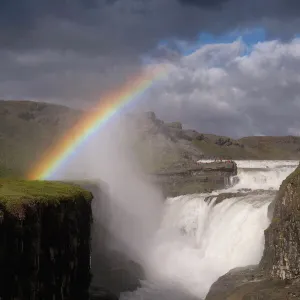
left=0, top=179, right=93, bottom=300
left=205, top=164, right=300, bottom=300
left=150, top=161, right=237, bottom=197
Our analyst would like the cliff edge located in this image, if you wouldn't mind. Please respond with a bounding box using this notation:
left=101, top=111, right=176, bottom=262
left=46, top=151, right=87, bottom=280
left=0, top=179, right=93, bottom=300
left=205, top=164, right=300, bottom=300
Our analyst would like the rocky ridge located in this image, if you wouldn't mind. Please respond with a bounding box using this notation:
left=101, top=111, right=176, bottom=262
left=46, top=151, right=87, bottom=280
left=1, top=100, right=300, bottom=177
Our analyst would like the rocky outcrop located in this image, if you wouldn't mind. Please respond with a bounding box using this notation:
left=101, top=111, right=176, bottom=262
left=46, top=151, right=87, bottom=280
left=151, top=161, right=237, bottom=197
left=205, top=163, right=300, bottom=300
left=206, top=266, right=300, bottom=300
left=0, top=180, right=92, bottom=300
left=260, top=164, right=300, bottom=279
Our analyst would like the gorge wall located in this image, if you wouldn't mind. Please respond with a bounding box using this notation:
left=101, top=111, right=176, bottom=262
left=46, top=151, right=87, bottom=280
left=0, top=180, right=92, bottom=300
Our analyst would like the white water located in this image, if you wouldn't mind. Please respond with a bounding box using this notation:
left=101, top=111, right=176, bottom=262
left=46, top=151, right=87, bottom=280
left=121, top=160, right=298, bottom=300
left=200, top=159, right=297, bottom=190
left=232, top=160, right=297, bottom=190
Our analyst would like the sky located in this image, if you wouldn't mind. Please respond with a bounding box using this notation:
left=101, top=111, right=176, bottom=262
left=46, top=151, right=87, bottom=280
left=1, top=0, right=300, bottom=137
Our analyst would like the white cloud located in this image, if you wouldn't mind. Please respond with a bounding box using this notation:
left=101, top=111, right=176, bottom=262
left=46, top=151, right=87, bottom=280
left=142, top=38, right=300, bottom=137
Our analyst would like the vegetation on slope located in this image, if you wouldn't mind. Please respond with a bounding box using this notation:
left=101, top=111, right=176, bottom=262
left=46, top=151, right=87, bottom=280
left=0, top=100, right=300, bottom=177
left=0, top=100, right=81, bottom=177
left=0, top=179, right=92, bottom=215
left=193, top=134, right=300, bottom=160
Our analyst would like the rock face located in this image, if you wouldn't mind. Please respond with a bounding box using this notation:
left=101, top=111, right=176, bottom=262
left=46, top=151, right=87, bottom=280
left=260, top=164, right=300, bottom=279
left=205, top=164, right=300, bottom=300
left=151, top=161, right=237, bottom=197
left=206, top=266, right=300, bottom=300
left=0, top=180, right=93, bottom=300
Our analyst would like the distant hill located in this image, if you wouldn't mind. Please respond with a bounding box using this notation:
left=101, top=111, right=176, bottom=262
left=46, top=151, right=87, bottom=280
left=193, top=134, right=300, bottom=161
left=0, top=100, right=81, bottom=177
left=0, top=100, right=299, bottom=177
left=125, top=113, right=300, bottom=171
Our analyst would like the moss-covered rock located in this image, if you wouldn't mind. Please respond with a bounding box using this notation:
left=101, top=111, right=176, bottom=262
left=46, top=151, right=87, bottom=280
left=0, top=179, right=93, bottom=300
left=0, top=179, right=92, bottom=216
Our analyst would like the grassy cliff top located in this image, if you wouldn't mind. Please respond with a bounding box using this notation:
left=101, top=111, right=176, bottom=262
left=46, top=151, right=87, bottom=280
left=0, top=179, right=93, bottom=215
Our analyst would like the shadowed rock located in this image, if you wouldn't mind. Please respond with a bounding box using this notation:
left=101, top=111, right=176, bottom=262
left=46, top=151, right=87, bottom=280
left=0, top=180, right=92, bottom=300
left=151, top=161, right=237, bottom=197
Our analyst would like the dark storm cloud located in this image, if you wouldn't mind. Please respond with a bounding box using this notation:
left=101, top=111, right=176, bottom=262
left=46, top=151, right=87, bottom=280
left=1, top=0, right=300, bottom=53
left=179, top=0, right=230, bottom=9
left=1, top=0, right=300, bottom=56
left=0, top=0, right=97, bottom=24
left=1, top=0, right=300, bottom=136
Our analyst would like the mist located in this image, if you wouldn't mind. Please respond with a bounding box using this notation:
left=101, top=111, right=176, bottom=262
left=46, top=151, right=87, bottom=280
left=54, top=116, right=165, bottom=263
left=50, top=116, right=290, bottom=299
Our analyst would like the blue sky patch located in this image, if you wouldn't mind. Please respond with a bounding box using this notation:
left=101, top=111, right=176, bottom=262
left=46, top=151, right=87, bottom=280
left=158, top=27, right=267, bottom=57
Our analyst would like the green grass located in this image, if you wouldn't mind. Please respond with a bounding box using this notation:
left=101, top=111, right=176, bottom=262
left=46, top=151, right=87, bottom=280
left=0, top=100, right=81, bottom=178
left=0, top=179, right=92, bottom=215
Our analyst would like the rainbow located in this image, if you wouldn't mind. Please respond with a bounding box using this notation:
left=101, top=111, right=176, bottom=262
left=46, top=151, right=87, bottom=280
left=28, top=65, right=167, bottom=180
